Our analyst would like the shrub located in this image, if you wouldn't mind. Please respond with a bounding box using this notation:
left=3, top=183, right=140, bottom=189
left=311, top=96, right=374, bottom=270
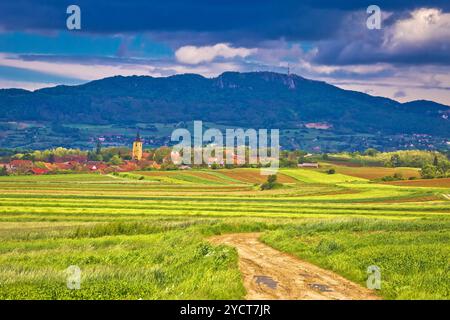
left=260, top=175, right=281, bottom=190
left=393, top=172, right=404, bottom=180
left=420, top=164, right=438, bottom=179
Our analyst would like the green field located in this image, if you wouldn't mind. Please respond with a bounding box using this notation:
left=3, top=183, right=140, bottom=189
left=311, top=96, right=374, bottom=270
left=0, top=168, right=449, bottom=299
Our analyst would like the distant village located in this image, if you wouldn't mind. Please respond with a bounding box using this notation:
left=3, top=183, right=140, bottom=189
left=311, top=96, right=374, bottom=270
left=2, top=131, right=447, bottom=178
left=0, top=133, right=288, bottom=176
left=0, top=133, right=162, bottom=176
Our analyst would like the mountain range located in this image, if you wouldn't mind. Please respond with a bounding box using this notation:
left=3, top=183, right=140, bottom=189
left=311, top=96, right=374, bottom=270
left=0, top=71, right=449, bottom=150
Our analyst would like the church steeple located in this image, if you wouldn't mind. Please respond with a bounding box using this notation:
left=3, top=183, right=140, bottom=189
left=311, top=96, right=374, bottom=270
left=132, top=130, right=143, bottom=161
left=135, top=130, right=142, bottom=142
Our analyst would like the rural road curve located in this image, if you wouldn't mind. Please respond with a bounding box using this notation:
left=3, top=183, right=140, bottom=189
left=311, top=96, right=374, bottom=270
left=209, top=233, right=380, bottom=300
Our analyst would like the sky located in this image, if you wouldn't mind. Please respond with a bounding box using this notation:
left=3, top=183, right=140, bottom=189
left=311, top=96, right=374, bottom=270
left=0, top=0, right=449, bottom=105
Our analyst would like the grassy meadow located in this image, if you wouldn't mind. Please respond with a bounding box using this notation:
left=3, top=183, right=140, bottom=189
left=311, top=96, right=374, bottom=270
left=0, top=168, right=448, bottom=299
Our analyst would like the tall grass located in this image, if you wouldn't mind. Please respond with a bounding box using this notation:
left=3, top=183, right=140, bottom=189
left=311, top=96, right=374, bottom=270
left=0, top=169, right=448, bottom=299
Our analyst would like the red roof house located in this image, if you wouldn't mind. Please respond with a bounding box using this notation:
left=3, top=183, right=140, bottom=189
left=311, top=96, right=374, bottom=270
left=31, top=168, right=49, bottom=175
left=10, top=160, right=33, bottom=168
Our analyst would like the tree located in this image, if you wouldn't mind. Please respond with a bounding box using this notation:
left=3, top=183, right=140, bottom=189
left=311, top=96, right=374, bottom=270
left=96, top=139, right=102, bottom=155
left=22, top=153, right=35, bottom=161
left=420, top=164, right=437, bottom=179
left=280, top=158, right=297, bottom=168
left=260, top=175, right=279, bottom=190
left=211, top=163, right=219, bottom=170
left=109, top=155, right=123, bottom=165
left=153, top=146, right=171, bottom=164
left=364, top=148, right=379, bottom=157
left=393, top=172, right=403, bottom=180
left=0, top=165, right=8, bottom=176
left=267, top=175, right=277, bottom=184
left=390, top=154, right=401, bottom=167
left=433, top=155, right=439, bottom=166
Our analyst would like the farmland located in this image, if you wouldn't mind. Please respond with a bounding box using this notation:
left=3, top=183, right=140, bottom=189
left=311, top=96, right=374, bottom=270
left=321, top=164, right=421, bottom=180
left=0, top=168, right=448, bottom=299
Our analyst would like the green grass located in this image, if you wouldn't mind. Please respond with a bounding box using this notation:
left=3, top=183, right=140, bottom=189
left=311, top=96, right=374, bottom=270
left=0, top=228, right=245, bottom=299
left=0, top=168, right=448, bottom=299
left=261, top=219, right=450, bottom=300
left=281, top=168, right=367, bottom=183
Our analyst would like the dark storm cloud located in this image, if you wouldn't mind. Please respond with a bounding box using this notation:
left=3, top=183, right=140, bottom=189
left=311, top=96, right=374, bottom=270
left=311, top=8, right=450, bottom=66
left=301, top=0, right=450, bottom=11
left=1, top=1, right=449, bottom=67
left=0, top=0, right=340, bottom=40
left=0, top=1, right=447, bottom=40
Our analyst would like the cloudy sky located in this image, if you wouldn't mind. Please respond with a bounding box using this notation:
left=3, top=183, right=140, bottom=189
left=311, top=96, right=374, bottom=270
left=0, top=0, right=449, bottom=104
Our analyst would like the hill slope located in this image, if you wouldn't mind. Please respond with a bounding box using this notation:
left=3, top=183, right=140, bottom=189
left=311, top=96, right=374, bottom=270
left=1, top=72, right=449, bottom=133
left=0, top=72, right=448, bottom=150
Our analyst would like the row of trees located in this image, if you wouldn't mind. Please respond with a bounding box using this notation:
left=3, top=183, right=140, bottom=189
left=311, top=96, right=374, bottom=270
left=420, top=156, right=450, bottom=179
left=4, top=144, right=450, bottom=177
left=328, top=149, right=450, bottom=169
left=10, top=147, right=87, bottom=162
left=327, top=148, right=450, bottom=179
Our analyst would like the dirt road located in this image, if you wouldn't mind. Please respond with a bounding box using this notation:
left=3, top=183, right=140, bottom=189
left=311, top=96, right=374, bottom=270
left=209, top=233, right=380, bottom=300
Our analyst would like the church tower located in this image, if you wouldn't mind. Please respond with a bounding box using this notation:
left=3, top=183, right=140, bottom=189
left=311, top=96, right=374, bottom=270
left=132, top=131, right=143, bottom=161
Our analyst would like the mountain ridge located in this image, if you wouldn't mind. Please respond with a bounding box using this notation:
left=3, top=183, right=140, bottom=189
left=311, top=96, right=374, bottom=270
left=0, top=71, right=448, bottom=143
left=3, top=72, right=448, bottom=109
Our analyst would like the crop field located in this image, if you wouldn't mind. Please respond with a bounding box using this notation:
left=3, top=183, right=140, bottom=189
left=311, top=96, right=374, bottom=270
left=320, top=164, right=421, bottom=180
left=0, top=168, right=448, bottom=299
left=383, top=178, right=450, bottom=188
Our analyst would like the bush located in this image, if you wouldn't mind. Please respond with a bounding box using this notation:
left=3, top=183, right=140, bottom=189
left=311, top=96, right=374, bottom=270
left=326, top=168, right=336, bottom=174
left=109, top=154, right=123, bottom=165
left=160, top=163, right=179, bottom=171
left=0, top=165, right=8, bottom=176
left=420, top=164, right=438, bottom=179
left=260, top=175, right=281, bottom=190
left=364, top=148, right=379, bottom=157
left=210, top=163, right=220, bottom=170
left=393, top=172, right=403, bottom=180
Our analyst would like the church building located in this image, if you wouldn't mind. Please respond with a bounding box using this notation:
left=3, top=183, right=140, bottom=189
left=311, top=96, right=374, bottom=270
left=132, top=132, right=143, bottom=161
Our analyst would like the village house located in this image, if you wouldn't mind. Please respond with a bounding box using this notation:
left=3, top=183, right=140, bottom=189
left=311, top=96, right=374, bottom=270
left=116, top=161, right=139, bottom=172
left=10, top=159, right=33, bottom=169
left=85, top=162, right=109, bottom=172
left=54, top=162, right=74, bottom=171
left=30, top=168, right=49, bottom=175
left=9, top=160, right=34, bottom=174
left=54, top=154, right=88, bottom=163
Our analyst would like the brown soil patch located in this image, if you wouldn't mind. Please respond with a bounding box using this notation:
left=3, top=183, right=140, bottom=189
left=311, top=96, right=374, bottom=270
left=326, top=161, right=364, bottom=167
left=383, top=178, right=450, bottom=188
left=334, top=167, right=420, bottom=180
left=209, top=233, right=380, bottom=300
left=138, top=170, right=297, bottom=184
left=219, top=170, right=297, bottom=184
